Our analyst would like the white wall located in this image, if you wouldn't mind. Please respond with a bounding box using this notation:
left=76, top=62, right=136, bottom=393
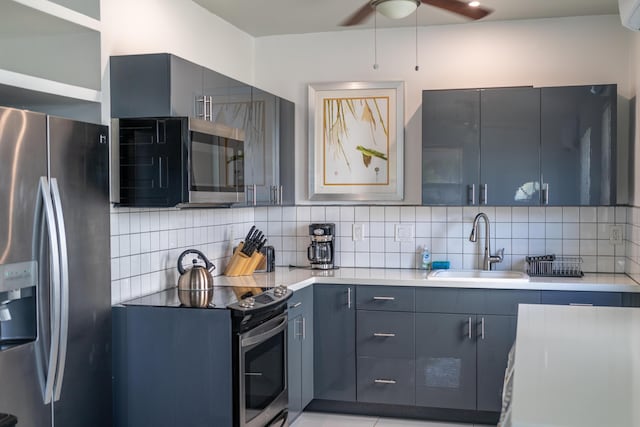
left=254, top=15, right=633, bottom=204
left=100, top=0, right=255, bottom=122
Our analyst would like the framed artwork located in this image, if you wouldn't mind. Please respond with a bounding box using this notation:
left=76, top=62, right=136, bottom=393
left=308, top=81, right=404, bottom=201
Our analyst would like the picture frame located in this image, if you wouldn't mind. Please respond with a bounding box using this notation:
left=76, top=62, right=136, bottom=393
left=308, top=81, right=404, bottom=201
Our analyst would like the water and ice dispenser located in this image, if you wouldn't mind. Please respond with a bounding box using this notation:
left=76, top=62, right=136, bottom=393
left=0, top=261, right=37, bottom=351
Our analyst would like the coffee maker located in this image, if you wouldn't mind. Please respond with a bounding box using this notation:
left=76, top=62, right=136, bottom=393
left=307, top=223, right=335, bottom=270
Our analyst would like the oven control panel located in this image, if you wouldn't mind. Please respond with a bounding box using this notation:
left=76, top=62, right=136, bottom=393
left=228, top=285, right=291, bottom=312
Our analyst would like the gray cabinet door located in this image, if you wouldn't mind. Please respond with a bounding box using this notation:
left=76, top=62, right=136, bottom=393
left=422, top=89, right=480, bottom=205
left=314, top=285, right=356, bottom=401
left=299, top=286, right=314, bottom=409
left=541, top=85, right=617, bottom=205
left=169, top=55, right=203, bottom=117
left=540, top=290, right=622, bottom=306
left=278, top=98, right=296, bottom=205
left=476, top=315, right=516, bottom=412
left=480, top=87, right=541, bottom=205
left=415, top=313, right=477, bottom=410
left=287, top=316, right=303, bottom=422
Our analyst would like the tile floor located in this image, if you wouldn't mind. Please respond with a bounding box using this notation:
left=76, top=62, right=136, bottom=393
left=290, top=412, right=495, bottom=427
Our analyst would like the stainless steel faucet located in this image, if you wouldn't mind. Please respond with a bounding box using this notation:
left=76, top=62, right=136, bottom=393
left=469, top=212, right=504, bottom=271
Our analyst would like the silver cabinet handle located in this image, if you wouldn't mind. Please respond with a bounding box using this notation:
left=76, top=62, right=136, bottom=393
left=374, top=379, right=397, bottom=384
left=245, top=372, right=263, bottom=376
left=279, top=185, right=283, bottom=205
left=373, top=296, right=395, bottom=301
left=373, top=333, right=396, bottom=337
left=196, top=96, right=205, bottom=119
left=50, top=178, right=69, bottom=401
left=347, top=288, right=352, bottom=309
left=467, top=184, right=476, bottom=205
left=289, top=302, right=302, bottom=309
left=468, top=317, right=472, bottom=339
left=480, top=184, right=488, bottom=205
left=302, top=317, right=306, bottom=340
left=481, top=317, right=485, bottom=340
left=542, top=183, right=549, bottom=205
left=253, top=184, right=257, bottom=206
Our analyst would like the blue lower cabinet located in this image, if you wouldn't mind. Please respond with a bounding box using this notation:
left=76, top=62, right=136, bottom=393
left=476, top=315, right=517, bottom=412
left=314, top=285, right=356, bottom=401
left=357, top=357, right=415, bottom=405
left=541, top=291, right=622, bottom=306
left=415, top=313, right=477, bottom=410
left=287, top=286, right=314, bottom=424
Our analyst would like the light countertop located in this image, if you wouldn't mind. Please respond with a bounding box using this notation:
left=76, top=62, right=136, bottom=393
left=509, top=304, right=640, bottom=427
left=214, top=267, right=640, bottom=293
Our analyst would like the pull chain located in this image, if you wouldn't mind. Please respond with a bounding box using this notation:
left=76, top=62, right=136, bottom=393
left=415, top=9, right=419, bottom=71
left=373, top=10, right=379, bottom=70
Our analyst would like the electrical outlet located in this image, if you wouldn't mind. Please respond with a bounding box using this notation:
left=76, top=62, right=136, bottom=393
left=394, top=224, right=414, bottom=242
left=352, top=223, right=365, bottom=241
left=610, top=225, right=623, bottom=245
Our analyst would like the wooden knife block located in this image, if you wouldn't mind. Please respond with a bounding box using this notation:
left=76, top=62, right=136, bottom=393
left=224, top=241, right=265, bottom=277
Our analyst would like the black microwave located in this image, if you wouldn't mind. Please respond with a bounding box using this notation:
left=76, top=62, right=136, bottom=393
left=113, top=117, right=245, bottom=207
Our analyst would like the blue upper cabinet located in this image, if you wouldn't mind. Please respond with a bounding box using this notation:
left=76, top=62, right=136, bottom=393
left=480, top=87, right=541, bottom=206
left=422, top=85, right=617, bottom=206
left=541, top=85, right=617, bottom=206
left=422, top=89, right=480, bottom=205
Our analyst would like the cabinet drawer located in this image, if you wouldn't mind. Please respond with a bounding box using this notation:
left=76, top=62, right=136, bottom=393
left=541, top=291, right=622, bottom=307
left=357, top=357, right=415, bottom=405
left=356, top=286, right=414, bottom=311
left=415, top=288, right=540, bottom=315
left=357, top=311, right=414, bottom=359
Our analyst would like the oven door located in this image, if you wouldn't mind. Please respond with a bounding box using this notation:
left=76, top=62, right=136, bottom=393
left=238, top=312, right=288, bottom=427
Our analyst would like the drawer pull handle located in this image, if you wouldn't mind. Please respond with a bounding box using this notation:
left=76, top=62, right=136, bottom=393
left=373, top=296, right=395, bottom=301
left=569, top=303, right=593, bottom=306
left=289, top=302, right=302, bottom=308
left=373, top=333, right=396, bottom=337
left=374, top=379, right=397, bottom=384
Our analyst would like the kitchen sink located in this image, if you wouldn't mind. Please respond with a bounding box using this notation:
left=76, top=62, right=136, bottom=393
left=427, top=269, right=530, bottom=283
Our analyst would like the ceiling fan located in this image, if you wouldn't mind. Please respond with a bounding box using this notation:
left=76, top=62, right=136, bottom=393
left=340, top=0, right=493, bottom=26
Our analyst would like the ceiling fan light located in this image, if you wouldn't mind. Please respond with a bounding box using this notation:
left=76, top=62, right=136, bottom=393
left=375, top=0, right=419, bottom=20
left=468, top=1, right=480, bottom=7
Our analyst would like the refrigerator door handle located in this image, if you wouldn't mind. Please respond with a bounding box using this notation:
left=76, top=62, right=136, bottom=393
left=35, top=177, right=61, bottom=405
left=50, top=178, right=69, bottom=401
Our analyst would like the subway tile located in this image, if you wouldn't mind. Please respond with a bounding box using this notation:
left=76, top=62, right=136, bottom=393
left=597, top=240, right=614, bottom=256
left=447, top=254, right=463, bottom=269
left=563, top=240, right=580, bottom=256
left=528, top=239, right=545, bottom=255
left=340, top=252, right=355, bottom=267
left=545, top=239, right=562, bottom=255
left=355, top=206, right=370, bottom=222
left=446, top=238, right=463, bottom=254
left=385, top=253, right=401, bottom=268
left=495, top=222, right=511, bottom=239
left=282, top=206, right=296, bottom=222
left=597, top=206, right=614, bottom=223
left=529, top=207, right=545, bottom=222
left=340, top=206, right=355, bottom=222
left=579, top=223, right=597, bottom=240
left=355, top=252, right=370, bottom=268
left=545, top=207, right=562, bottom=222
left=615, top=206, right=627, bottom=224
left=432, top=222, right=447, bottom=238
left=296, top=206, right=311, bottom=222
left=446, top=206, right=463, bottom=222
left=512, top=207, right=529, bottom=222
left=415, top=206, right=431, bottom=222
left=495, top=207, right=512, bottom=222
left=269, top=206, right=283, bottom=222
left=400, top=206, right=416, bottom=222
left=385, top=238, right=401, bottom=253
left=432, top=207, right=447, bottom=222
left=310, top=206, right=325, bottom=222
left=580, top=240, right=597, bottom=256
left=580, top=207, right=597, bottom=223
left=512, top=239, right=529, bottom=255
left=597, top=256, right=615, bottom=273
left=415, top=222, right=431, bottom=238
left=370, top=237, right=385, bottom=252
left=432, top=238, right=447, bottom=254
left=545, top=223, right=562, bottom=239
left=512, top=223, right=529, bottom=239
left=370, top=206, right=385, bottom=221
left=447, top=222, right=464, bottom=238
left=562, top=223, right=579, bottom=239
left=528, top=223, right=545, bottom=239
left=400, top=254, right=414, bottom=269
left=370, top=252, right=385, bottom=268
left=385, top=206, right=400, bottom=222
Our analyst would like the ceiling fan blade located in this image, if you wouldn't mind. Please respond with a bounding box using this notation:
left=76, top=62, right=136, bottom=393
left=421, top=0, right=492, bottom=20
left=340, top=2, right=374, bottom=26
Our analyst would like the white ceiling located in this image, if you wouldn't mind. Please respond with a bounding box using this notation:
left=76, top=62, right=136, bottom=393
left=194, top=0, right=620, bottom=37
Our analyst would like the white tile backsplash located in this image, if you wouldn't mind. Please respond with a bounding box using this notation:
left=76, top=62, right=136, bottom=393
left=112, top=205, right=639, bottom=304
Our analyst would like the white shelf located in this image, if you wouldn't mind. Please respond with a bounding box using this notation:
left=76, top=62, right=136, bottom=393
left=0, top=69, right=101, bottom=103
left=10, top=0, right=101, bottom=31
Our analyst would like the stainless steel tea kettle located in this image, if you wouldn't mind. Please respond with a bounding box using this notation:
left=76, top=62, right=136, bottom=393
left=177, top=249, right=216, bottom=307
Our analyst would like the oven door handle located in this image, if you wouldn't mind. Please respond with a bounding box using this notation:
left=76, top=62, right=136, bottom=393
left=241, top=315, right=288, bottom=348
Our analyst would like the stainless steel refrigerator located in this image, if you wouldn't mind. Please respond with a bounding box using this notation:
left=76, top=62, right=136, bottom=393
left=0, top=106, right=111, bottom=426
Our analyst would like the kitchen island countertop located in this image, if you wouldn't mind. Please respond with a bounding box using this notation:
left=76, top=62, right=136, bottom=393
left=214, top=267, right=640, bottom=293
left=507, top=304, right=640, bottom=426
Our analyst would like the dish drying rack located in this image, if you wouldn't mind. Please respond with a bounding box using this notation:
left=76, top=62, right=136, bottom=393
left=526, top=255, right=583, bottom=278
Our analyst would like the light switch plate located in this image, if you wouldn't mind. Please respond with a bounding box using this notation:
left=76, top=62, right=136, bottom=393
left=394, top=224, right=414, bottom=242
left=352, top=223, right=365, bottom=241
left=610, top=225, right=623, bottom=245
